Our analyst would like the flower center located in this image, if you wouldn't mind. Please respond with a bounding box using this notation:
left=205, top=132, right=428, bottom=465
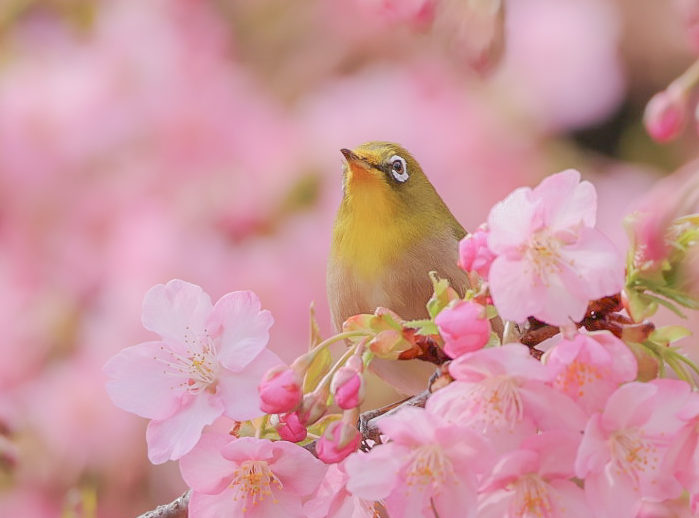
left=230, top=460, right=283, bottom=512
left=524, top=231, right=571, bottom=282
left=157, top=326, right=220, bottom=393
left=609, top=428, right=660, bottom=488
left=510, top=474, right=555, bottom=517
left=405, top=444, right=455, bottom=490
left=554, top=360, right=605, bottom=398
left=469, top=375, right=524, bottom=431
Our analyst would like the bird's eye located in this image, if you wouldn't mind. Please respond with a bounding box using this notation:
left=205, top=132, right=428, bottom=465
left=388, top=155, right=409, bottom=183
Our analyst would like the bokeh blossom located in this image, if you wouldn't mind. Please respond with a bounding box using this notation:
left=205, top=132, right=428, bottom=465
left=104, top=280, right=281, bottom=463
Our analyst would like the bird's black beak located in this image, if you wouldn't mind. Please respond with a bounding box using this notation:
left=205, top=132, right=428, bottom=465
left=340, top=148, right=360, bottom=162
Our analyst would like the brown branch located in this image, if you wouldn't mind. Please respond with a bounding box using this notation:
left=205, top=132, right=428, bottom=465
left=136, top=491, right=190, bottom=518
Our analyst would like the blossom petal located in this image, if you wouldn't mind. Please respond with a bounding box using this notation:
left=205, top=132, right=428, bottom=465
left=558, top=228, right=625, bottom=301
left=584, top=468, right=640, bottom=518
left=208, top=291, right=274, bottom=372
left=179, top=432, right=236, bottom=494
left=547, top=479, right=593, bottom=518
left=487, top=186, right=538, bottom=253
left=575, top=414, right=610, bottom=478
left=378, top=407, right=437, bottom=446
left=520, top=381, right=587, bottom=432
left=488, top=256, right=545, bottom=323
left=600, top=382, right=656, bottom=430
left=141, top=280, right=213, bottom=349
left=103, top=341, right=183, bottom=420
left=345, top=446, right=404, bottom=501
left=145, top=393, right=223, bottom=464
left=269, top=440, right=327, bottom=496
left=217, top=348, right=283, bottom=421
left=534, top=169, right=596, bottom=229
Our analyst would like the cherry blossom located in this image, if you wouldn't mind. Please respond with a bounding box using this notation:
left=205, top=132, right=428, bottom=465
left=104, top=280, right=282, bottom=463
left=545, top=331, right=637, bottom=414
left=434, top=300, right=491, bottom=358
left=180, top=433, right=327, bottom=518
left=478, top=430, right=591, bottom=518
left=575, top=379, right=693, bottom=518
left=487, top=169, right=625, bottom=326
left=345, top=406, right=493, bottom=518
left=304, top=461, right=377, bottom=518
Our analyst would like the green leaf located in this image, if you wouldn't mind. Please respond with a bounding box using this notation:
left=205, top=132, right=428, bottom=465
left=485, top=331, right=501, bottom=348
left=624, top=288, right=658, bottom=321
left=306, top=413, right=342, bottom=439
left=404, top=318, right=439, bottom=336
left=426, top=271, right=459, bottom=319
left=303, top=346, right=332, bottom=392
left=650, top=325, right=692, bottom=346
left=485, top=305, right=499, bottom=320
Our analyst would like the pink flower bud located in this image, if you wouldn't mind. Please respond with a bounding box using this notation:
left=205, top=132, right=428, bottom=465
left=331, top=367, right=364, bottom=410
left=297, top=391, right=328, bottom=426
left=316, top=420, right=361, bottom=464
left=458, top=228, right=496, bottom=278
left=643, top=87, right=687, bottom=142
left=258, top=366, right=303, bottom=414
left=435, top=301, right=490, bottom=359
left=277, top=412, right=307, bottom=443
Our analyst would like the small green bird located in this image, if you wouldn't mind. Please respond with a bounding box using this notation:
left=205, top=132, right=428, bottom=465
left=327, top=141, right=469, bottom=394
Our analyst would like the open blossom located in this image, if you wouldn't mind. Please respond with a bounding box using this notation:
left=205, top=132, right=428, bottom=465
left=665, top=392, right=699, bottom=514
left=435, top=300, right=490, bottom=358
left=427, top=344, right=587, bottom=453
left=575, top=379, right=693, bottom=518
left=546, top=331, right=637, bottom=415
left=104, top=280, right=282, bottom=463
left=304, top=461, right=377, bottom=518
left=180, top=433, right=327, bottom=518
left=487, top=170, right=624, bottom=326
left=478, top=430, right=591, bottom=518
left=345, top=406, right=493, bottom=518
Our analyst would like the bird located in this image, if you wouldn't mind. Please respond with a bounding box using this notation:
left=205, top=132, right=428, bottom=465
left=327, top=141, right=470, bottom=394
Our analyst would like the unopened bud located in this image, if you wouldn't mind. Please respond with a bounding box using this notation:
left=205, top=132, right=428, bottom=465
left=258, top=366, right=303, bottom=414
left=331, top=367, right=365, bottom=410
left=458, top=228, right=496, bottom=278
left=277, top=412, right=307, bottom=443
left=435, top=301, right=491, bottom=359
left=644, top=87, right=687, bottom=142
left=297, top=390, right=328, bottom=426
left=316, top=420, right=361, bottom=464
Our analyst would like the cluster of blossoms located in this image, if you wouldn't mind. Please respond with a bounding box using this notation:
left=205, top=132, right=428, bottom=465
left=105, top=170, right=699, bottom=517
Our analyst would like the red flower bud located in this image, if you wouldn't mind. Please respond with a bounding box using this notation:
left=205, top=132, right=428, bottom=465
left=316, top=420, right=361, bottom=464
left=277, top=412, right=307, bottom=443
left=258, top=366, right=303, bottom=414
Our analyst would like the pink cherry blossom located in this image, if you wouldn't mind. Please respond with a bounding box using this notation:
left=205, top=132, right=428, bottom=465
left=478, top=430, right=591, bottom=518
left=427, top=344, right=587, bottom=453
left=435, top=300, right=491, bottom=358
left=644, top=86, right=688, bottom=142
left=575, top=379, right=693, bottom=518
left=664, top=392, right=699, bottom=514
left=546, top=331, right=637, bottom=414
left=487, top=169, right=625, bottom=326
left=303, top=461, right=377, bottom=518
left=458, top=227, right=496, bottom=279
left=345, top=406, right=493, bottom=518
left=258, top=366, right=303, bottom=414
left=104, top=280, right=282, bottom=464
left=180, top=433, right=327, bottom=518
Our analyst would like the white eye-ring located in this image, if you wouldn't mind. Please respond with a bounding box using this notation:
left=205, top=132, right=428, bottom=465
left=389, top=155, right=409, bottom=183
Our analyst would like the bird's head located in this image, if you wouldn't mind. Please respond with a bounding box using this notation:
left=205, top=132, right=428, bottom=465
left=339, top=142, right=431, bottom=208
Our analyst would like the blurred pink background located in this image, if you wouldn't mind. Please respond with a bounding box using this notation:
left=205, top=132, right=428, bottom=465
left=1, top=0, right=698, bottom=516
